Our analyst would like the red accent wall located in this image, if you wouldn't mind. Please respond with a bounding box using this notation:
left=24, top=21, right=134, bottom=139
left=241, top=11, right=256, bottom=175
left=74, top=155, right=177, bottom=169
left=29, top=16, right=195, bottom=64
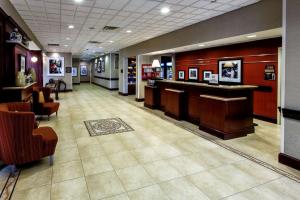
left=175, top=38, right=282, bottom=121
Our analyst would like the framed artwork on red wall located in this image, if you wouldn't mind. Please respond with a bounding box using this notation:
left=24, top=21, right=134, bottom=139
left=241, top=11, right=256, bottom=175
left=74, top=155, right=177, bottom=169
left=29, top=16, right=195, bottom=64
left=178, top=70, right=185, bottom=80
left=218, top=59, right=242, bottom=84
left=188, top=67, right=198, bottom=82
left=202, top=70, right=213, bottom=82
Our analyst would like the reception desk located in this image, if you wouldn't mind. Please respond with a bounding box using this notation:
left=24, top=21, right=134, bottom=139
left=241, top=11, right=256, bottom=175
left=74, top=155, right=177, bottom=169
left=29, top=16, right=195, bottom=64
left=145, top=80, right=257, bottom=139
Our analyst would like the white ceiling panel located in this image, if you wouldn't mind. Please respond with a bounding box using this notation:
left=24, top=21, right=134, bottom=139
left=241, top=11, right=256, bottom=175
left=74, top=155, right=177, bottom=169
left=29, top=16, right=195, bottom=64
left=9, top=0, right=261, bottom=58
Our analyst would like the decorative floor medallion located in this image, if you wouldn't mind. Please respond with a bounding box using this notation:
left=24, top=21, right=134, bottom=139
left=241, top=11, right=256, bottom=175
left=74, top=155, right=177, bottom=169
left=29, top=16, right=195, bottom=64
left=84, top=118, right=134, bottom=136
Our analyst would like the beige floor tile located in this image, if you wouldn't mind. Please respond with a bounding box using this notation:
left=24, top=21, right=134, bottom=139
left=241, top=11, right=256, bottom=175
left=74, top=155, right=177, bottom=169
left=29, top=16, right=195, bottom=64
left=81, top=155, right=113, bottom=176
left=54, top=147, right=80, bottom=164
left=15, top=162, right=52, bottom=191
left=97, top=134, right=121, bottom=144
left=152, top=144, right=183, bottom=159
left=12, top=185, right=51, bottom=200
left=76, top=137, right=99, bottom=148
left=116, top=165, right=154, bottom=191
left=102, top=193, right=130, bottom=200
left=143, top=160, right=183, bottom=182
left=102, top=140, right=128, bottom=155
left=85, top=171, right=125, bottom=200
left=108, top=151, right=138, bottom=169
left=187, top=170, right=238, bottom=199
left=167, top=155, right=205, bottom=175
left=128, top=184, right=168, bottom=200
left=79, top=144, right=106, bottom=159
left=56, top=139, right=77, bottom=151
left=130, top=147, right=163, bottom=164
left=52, top=160, right=84, bottom=183
left=51, top=177, right=90, bottom=200
left=159, top=177, right=210, bottom=200
left=121, top=137, right=147, bottom=150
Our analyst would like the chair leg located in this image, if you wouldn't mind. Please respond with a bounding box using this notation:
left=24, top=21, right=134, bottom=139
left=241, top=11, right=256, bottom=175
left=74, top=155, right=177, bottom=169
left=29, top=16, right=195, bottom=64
left=56, top=112, right=58, bottom=117
left=10, top=165, right=17, bottom=177
left=49, top=155, right=54, bottom=166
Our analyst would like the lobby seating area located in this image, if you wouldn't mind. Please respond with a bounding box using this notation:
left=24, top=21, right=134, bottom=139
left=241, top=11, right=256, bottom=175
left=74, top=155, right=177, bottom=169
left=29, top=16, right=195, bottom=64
left=0, top=102, right=58, bottom=168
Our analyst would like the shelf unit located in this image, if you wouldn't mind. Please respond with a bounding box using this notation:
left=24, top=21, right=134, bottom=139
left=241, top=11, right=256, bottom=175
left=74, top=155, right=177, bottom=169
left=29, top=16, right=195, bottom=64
left=128, top=57, right=136, bottom=95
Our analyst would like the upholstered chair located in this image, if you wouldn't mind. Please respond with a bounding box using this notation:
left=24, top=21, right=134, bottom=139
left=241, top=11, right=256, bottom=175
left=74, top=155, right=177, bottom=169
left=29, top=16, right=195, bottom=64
left=0, top=102, right=58, bottom=173
left=32, top=87, right=60, bottom=120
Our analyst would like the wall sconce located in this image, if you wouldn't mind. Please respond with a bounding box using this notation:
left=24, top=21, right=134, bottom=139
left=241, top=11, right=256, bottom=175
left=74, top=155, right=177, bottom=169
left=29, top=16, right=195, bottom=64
left=31, top=56, right=38, bottom=63
left=152, top=59, right=161, bottom=68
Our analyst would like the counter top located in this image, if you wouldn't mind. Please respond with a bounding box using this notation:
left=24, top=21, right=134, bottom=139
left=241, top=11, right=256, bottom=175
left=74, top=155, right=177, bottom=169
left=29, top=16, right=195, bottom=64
left=157, top=80, right=257, bottom=90
left=200, top=95, right=247, bottom=102
left=2, top=82, right=37, bottom=90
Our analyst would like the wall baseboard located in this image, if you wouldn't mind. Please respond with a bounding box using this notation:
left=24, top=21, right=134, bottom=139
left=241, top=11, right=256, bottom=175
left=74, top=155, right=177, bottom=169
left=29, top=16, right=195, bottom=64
left=254, top=114, right=277, bottom=124
left=92, top=82, right=118, bottom=91
left=118, top=92, right=128, bottom=96
left=73, top=83, right=80, bottom=85
left=278, top=153, right=300, bottom=170
left=80, top=81, right=90, bottom=83
left=135, top=98, right=144, bottom=102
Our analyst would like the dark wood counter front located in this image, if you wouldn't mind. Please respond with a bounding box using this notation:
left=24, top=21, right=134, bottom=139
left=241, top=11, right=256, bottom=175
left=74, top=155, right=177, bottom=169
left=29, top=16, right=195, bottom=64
left=145, top=80, right=257, bottom=139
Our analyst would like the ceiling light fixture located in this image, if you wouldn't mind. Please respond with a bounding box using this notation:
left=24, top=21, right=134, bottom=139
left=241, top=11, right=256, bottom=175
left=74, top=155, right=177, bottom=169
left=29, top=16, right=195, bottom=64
left=126, top=30, right=132, bottom=33
left=66, top=37, right=71, bottom=40
left=109, top=40, right=114, bottom=43
left=198, top=44, right=206, bottom=47
left=64, top=44, right=68, bottom=47
left=161, top=7, right=170, bottom=15
left=74, top=0, right=83, bottom=3
left=247, top=34, right=257, bottom=38
left=68, top=25, right=74, bottom=29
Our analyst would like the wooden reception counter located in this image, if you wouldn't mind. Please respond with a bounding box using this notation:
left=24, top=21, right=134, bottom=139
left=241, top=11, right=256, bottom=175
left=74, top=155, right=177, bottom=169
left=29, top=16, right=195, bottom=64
left=145, top=80, right=257, bottom=139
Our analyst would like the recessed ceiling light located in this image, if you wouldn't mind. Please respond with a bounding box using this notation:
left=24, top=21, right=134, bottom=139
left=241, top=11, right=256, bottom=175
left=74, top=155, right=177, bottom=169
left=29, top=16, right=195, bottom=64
left=74, top=0, right=83, bottom=3
left=198, top=44, right=206, bottom=47
left=66, top=37, right=71, bottom=40
left=68, top=25, right=74, bottom=29
left=247, top=34, right=257, bottom=38
left=161, top=7, right=170, bottom=15
left=126, top=30, right=132, bottom=33
left=109, top=40, right=114, bottom=43
left=64, top=44, right=68, bottom=47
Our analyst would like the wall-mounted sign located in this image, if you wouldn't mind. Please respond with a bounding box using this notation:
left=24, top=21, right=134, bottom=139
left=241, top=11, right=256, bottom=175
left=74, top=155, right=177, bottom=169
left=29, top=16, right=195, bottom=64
left=264, top=65, right=276, bottom=81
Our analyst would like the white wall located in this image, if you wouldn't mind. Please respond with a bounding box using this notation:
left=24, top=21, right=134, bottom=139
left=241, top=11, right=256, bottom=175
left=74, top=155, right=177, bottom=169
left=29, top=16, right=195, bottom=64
left=43, top=52, right=73, bottom=90
left=282, top=0, right=300, bottom=160
left=136, top=55, right=151, bottom=99
left=91, top=53, right=119, bottom=89
left=118, top=52, right=128, bottom=94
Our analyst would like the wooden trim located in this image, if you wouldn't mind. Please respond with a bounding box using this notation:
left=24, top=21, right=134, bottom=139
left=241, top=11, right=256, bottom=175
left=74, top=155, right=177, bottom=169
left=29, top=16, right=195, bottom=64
left=135, top=98, right=144, bottom=102
left=279, top=153, right=300, bottom=170
left=118, top=92, right=128, bottom=96
left=93, top=76, right=119, bottom=81
left=254, top=115, right=277, bottom=124
left=282, top=108, right=300, bottom=121
left=92, top=82, right=118, bottom=91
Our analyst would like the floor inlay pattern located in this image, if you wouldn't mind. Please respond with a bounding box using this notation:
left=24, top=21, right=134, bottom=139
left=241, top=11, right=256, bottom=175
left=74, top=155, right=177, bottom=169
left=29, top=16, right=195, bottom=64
left=0, top=166, right=20, bottom=200
left=84, top=118, right=134, bottom=137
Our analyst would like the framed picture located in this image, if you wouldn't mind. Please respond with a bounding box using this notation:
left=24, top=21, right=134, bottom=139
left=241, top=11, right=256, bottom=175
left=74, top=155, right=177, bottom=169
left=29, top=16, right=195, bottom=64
left=66, top=67, right=72, bottom=73
left=72, top=67, right=77, bottom=77
left=218, top=59, right=242, bottom=84
left=48, top=57, right=64, bottom=76
left=19, top=54, right=26, bottom=72
left=80, top=65, right=88, bottom=76
left=202, top=70, right=213, bottom=82
left=100, top=58, right=105, bottom=72
left=178, top=70, right=185, bottom=80
left=188, top=67, right=198, bottom=82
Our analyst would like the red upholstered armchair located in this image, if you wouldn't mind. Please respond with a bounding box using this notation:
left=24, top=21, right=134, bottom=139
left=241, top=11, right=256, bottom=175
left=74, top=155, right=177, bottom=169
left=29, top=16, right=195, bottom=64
left=0, top=103, right=58, bottom=171
left=32, top=87, right=60, bottom=120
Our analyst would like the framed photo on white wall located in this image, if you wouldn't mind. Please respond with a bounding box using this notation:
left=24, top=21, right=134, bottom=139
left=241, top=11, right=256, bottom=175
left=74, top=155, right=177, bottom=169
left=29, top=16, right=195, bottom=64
left=48, top=57, right=64, bottom=76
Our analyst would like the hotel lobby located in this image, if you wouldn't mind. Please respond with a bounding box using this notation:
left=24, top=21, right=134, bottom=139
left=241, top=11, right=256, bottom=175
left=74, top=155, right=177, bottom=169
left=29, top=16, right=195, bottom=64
left=0, top=0, right=299, bottom=199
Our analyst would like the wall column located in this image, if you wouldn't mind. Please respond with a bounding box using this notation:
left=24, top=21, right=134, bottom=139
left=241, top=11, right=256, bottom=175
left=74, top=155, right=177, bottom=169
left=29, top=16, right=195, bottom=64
left=279, top=0, right=300, bottom=169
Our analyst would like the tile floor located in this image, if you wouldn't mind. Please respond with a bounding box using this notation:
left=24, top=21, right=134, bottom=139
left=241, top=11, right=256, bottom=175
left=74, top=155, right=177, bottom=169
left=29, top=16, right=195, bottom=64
left=10, top=84, right=300, bottom=200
